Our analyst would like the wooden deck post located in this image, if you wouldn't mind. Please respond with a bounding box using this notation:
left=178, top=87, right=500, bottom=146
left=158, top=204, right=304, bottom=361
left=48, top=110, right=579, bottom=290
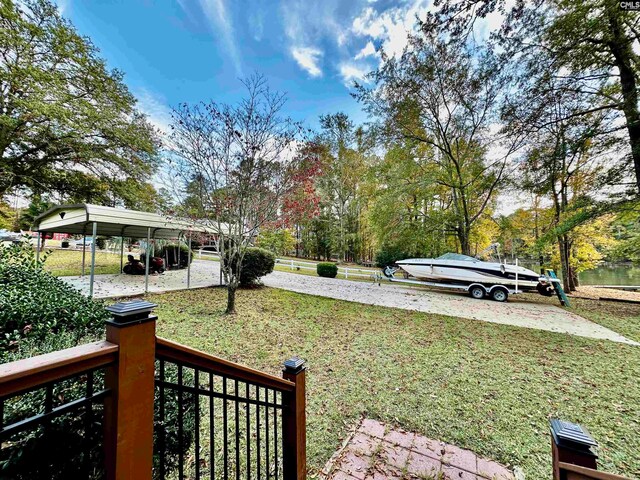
left=550, top=419, right=598, bottom=480
left=282, top=357, right=306, bottom=480
left=104, top=301, right=158, bottom=480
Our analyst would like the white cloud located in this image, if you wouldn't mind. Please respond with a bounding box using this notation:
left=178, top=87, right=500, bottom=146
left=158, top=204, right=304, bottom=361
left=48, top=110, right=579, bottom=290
left=135, top=88, right=173, bottom=136
left=179, top=0, right=243, bottom=76
left=291, top=47, right=323, bottom=77
left=248, top=10, right=264, bottom=41
left=355, top=40, right=377, bottom=60
left=351, top=0, right=431, bottom=59
left=339, top=62, right=369, bottom=86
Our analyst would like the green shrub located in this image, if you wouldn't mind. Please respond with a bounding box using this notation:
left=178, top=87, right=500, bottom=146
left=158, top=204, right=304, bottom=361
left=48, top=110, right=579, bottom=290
left=317, top=262, right=338, bottom=278
left=238, top=247, right=275, bottom=286
left=156, top=243, right=193, bottom=269
left=60, top=240, right=69, bottom=248
left=375, top=244, right=409, bottom=268
left=0, top=242, right=109, bottom=351
left=0, top=241, right=193, bottom=479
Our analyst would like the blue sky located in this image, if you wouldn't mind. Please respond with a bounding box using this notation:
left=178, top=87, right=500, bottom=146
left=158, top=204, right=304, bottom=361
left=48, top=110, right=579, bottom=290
left=55, top=0, right=444, bottom=132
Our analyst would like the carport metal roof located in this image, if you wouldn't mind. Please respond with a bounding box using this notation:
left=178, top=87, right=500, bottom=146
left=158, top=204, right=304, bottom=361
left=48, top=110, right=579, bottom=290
left=33, top=204, right=222, bottom=298
left=34, top=204, right=217, bottom=239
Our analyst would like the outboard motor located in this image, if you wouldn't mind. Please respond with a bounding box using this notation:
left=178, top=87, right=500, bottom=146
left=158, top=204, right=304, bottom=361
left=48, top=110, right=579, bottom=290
left=536, top=279, right=554, bottom=297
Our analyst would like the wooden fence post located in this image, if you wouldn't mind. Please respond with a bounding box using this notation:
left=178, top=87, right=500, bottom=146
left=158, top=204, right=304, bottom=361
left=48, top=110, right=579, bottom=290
left=104, top=301, right=158, bottom=480
left=282, top=357, right=306, bottom=480
left=550, top=419, right=598, bottom=480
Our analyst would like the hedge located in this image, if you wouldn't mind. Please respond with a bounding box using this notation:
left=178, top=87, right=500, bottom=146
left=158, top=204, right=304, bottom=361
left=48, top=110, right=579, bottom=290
left=156, top=243, right=194, bottom=269
left=0, top=241, right=193, bottom=478
left=0, top=242, right=109, bottom=351
left=317, top=262, right=338, bottom=278
left=224, top=247, right=275, bottom=286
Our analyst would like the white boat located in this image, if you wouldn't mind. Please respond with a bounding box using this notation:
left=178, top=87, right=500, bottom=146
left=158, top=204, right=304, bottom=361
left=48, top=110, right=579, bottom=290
left=394, top=253, right=546, bottom=292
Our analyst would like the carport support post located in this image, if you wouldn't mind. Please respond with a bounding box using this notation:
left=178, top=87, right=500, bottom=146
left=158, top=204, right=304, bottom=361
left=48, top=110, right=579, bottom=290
left=89, top=222, right=97, bottom=298
left=120, top=236, right=125, bottom=273
left=35, top=231, right=41, bottom=264
left=187, top=233, right=192, bottom=289
left=82, top=231, right=86, bottom=277
left=144, top=227, right=151, bottom=293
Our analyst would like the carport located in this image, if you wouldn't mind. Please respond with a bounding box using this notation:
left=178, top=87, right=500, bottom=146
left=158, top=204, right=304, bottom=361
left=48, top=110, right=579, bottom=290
left=33, top=204, right=217, bottom=297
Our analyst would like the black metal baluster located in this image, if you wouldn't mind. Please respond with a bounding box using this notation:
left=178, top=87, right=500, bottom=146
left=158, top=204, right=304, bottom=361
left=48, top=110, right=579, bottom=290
left=159, top=360, right=166, bottom=480
left=265, top=389, right=270, bottom=479
left=223, top=377, right=228, bottom=480
left=44, top=383, right=53, bottom=477
left=235, top=379, right=240, bottom=480
left=246, top=383, right=251, bottom=480
left=178, top=364, right=184, bottom=480
left=274, top=391, right=278, bottom=480
left=195, top=368, right=201, bottom=479
left=84, top=371, right=94, bottom=477
left=256, top=387, right=261, bottom=480
left=210, top=372, right=214, bottom=480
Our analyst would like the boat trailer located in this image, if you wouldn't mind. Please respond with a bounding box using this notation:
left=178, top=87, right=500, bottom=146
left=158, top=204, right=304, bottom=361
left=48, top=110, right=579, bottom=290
left=377, top=266, right=569, bottom=305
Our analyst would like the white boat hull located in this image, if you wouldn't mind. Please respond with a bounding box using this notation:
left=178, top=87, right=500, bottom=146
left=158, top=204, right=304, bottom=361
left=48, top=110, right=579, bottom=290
left=396, top=259, right=541, bottom=290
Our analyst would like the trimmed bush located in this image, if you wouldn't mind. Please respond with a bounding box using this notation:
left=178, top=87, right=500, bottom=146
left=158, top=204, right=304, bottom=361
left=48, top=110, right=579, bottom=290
left=156, top=243, right=194, bottom=269
left=317, top=262, right=338, bottom=278
left=60, top=240, right=69, bottom=248
left=239, top=247, right=275, bottom=286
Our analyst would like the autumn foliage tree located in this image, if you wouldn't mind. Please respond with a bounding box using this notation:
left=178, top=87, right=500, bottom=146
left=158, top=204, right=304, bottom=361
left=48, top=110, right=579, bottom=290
left=168, top=75, right=305, bottom=313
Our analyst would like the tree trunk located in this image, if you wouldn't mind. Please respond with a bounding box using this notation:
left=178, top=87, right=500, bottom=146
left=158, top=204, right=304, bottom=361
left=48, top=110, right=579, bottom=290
left=226, top=283, right=237, bottom=314
left=558, top=236, right=572, bottom=292
left=572, top=269, right=580, bottom=289
left=458, top=228, right=471, bottom=256
left=608, top=9, right=640, bottom=192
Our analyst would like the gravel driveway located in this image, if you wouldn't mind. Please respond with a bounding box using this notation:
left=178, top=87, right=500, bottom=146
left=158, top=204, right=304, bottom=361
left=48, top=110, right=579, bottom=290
left=262, top=270, right=637, bottom=345
left=63, top=260, right=636, bottom=345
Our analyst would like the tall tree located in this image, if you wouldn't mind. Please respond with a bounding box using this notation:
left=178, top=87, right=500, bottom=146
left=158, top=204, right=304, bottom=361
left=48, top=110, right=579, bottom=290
left=0, top=0, right=159, bottom=200
left=425, top=0, right=640, bottom=194
left=168, top=75, right=304, bottom=314
left=316, top=113, right=369, bottom=262
left=357, top=35, right=514, bottom=255
left=368, top=139, right=452, bottom=258
left=513, top=82, right=615, bottom=291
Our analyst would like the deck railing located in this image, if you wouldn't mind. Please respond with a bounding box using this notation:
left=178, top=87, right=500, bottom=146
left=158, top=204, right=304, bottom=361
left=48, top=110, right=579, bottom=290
left=0, top=301, right=306, bottom=480
left=154, top=337, right=305, bottom=480
left=0, top=341, right=118, bottom=479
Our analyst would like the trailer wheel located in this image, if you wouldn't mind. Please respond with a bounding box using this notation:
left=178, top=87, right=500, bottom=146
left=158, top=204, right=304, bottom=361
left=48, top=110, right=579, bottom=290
left=491, top=287, right=508, bottom=302
left=469, top=285, right=485, bottom=299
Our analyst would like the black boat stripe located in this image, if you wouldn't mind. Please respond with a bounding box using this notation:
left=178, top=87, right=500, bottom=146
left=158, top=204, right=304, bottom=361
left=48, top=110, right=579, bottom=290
left=397, top=262, right=540, bottom=282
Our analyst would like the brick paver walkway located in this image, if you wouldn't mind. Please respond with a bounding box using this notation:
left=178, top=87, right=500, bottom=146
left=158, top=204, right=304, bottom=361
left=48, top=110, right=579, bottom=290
left=324, top=419, right=515, bottom=480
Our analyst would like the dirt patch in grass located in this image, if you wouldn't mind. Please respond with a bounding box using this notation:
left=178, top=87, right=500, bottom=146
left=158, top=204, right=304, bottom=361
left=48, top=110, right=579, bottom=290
left=149, top=287, right=640, bottom=479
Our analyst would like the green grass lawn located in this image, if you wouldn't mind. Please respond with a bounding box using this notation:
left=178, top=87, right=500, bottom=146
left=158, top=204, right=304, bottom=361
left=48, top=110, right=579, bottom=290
left=148, top=286, right=640, bottom=479
left=43, top=249, right=123, bottom=276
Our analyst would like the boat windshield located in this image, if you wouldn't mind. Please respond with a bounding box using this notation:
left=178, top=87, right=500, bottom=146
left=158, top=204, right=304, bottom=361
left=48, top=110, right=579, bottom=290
left=436, top=253, right=477, bottom=262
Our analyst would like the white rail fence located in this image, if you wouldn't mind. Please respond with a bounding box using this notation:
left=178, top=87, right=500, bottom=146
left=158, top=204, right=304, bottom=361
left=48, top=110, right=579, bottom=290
left=197, top=249, right=379, bottom=279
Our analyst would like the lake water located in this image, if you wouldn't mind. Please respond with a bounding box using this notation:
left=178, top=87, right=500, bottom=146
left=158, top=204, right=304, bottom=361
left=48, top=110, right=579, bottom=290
left=522, top=263, right=640, bottom=286
left=577, top=264, right=640, bottom=286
